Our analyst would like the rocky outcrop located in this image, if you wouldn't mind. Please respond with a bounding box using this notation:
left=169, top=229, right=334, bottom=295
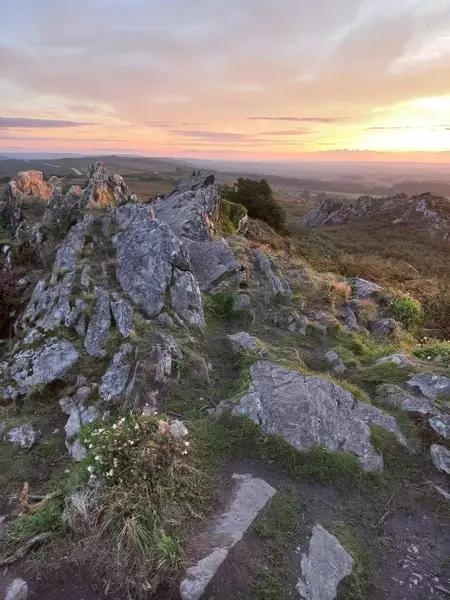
left=60, top=385, right=98, bottom=461
left=84, top=288, right=111, bottom=358
left=302, top=192, right=450, bottom=237
left=296, top=525, right=353, bottom=600
left=81, top=162, right=137, bottom=210
left=152, top=334, right=182, bottom=384
left=346, top=277, right=383, bottom=299
left=233, top=362, right=407, bottom=471
left=153, top=171, right=241, bottom=291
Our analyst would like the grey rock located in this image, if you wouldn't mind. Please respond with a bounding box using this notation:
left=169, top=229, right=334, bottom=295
left=180, top=473, right=275, bottom=600
left=156, top=312, right=175, bottom=328
left=346, top=277, right=383, bottom=299
left=430, top=444, right=450, bottom=474
left=4, top=578, right=28, bottom=600
left=325, top=350, right=346, bottom=374
left=376, top=384, right=436, bottom=415
left=228, top=332, right=262, bottom=354
left=301, top=198, right=344, bottom=227
left=171, top=268, right=205, bottom=328
left=10, top=338, right=79, bottom=389
left=152, top=334, right=183, bottom=383
left=68, top=440, right=88, bottom=462
left=153, top=170, right=219, bottom=242
left=115, top=204, right=190, bottom=318
left=352, top=402, right=407, bottom=447
left=254, top=251, right=292, bottom=300
left=169, top=420, right=189, bottom=439
left=99, top=343, right=134, bottom=402
left=233, top=362, right=396, bottom=471
left=296, top=525, right=353, bottom=600
left=371, top=318, right=400, bottom=337
left=43, top=184, right=83, bottom=228
left=233, top=294, right=251, bottom=312
left=110, top=298, right=133, bottom=337
left=5, top=424, right=39, bottom=450
left=51, top=216, right=91, bottom=281
left=339, top=305, right=358, bottom=332
left=429, top=414, right=450, bottom=440
left=84, top=288, right=111, bottom=357
left=186, top=238, right=240, bottom=292
left=407, top=373, right=450, bottom=400
left=375, top=353, right=414, bottom=368
left=66, top=298, right=87, bottom=337
left=0, top=385, right=19, bottom=402
left=432, top=483, right=450, bottom=501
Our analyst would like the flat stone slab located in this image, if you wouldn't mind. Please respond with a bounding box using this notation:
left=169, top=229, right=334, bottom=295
left=179, top=473, right=276, bottom=600
left=407, top=373, right=450, bottom=400
left=429, top=414, right=450, bottom=440
left=297, top=524, right=353, bottom=600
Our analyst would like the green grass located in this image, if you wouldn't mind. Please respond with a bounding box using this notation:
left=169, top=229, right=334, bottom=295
left=8, top=498, right=64, bottom=541
left=413, top=341, right=450, bottom=361
left=334, top=524, right=374, bottom=600
left=248, top=487, right=303, bottom=600
left=333, top=330, right=397, bottom=364
left=360, top=362, right=413, bottom=391
left=386, top=294, right=424, bottom=333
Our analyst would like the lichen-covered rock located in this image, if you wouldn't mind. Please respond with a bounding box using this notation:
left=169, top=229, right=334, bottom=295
left=371, top=318, right=400, bottom=337
left=254, top=250, right=292, bottom=300
left=5, top=424, right=40, bottom=450
left=296, top=525, right=353, bottom=600
left=233, top=361, right=402, bottom=471
left=81, top=162, right=137, bottom=210
left=110, top=297, right=133, bottom=338
left=228, top=332, right=263, bottom=354
left=60, top=388, right=98, bottom=461
left=171, top=269, right=205, bottom=328
left=301, top=198, right=344, bottom=227
left=375, top=384, right=436, bottom=415
left=339, top=305, right=358, bottom=332
left=152, top=334, right=182, bottom=383
left=429, top=414, right=450, bottom=440
left=346, top=277, right=383, bottom=299
left=99, top=343, right=134, bottom=402
left=84, top=288, right=111, bottom=358
left=407, top=373, right=450, bottom=399
left=115, top=204, right=191, bottom=319
left=375, top=354, right=415, bottom=368
left=430, top=444, right=450, bottom=474
left=10, top=339, right=79, bottom=389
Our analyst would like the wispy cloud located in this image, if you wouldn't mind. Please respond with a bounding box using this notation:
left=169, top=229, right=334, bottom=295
left=258, top=128, right=316, bottom=136
left=247, top=116, right=346, bottom=123
left=0, top=117, right=90, bottom=129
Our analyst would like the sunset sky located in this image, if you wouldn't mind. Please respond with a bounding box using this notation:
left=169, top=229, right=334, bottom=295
left=1, top=0, right=450, bottom=161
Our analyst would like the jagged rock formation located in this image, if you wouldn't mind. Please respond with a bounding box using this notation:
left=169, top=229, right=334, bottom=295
left=153, top=171, right=241, bottom=291
left=302, top=192, right=450, bottom=237
left=233, top=362, right=407, bottom=471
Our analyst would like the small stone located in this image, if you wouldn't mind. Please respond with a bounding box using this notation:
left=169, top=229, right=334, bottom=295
left=429, top=414, right=450, bottom=440
left=430, top=444, right=450, bottom=474
left=5, top=424, right=39, bottom=450
left=227, top=332, right=263, bottom=354
left=233, top=294, right=251, bottom=312
left=5, top=578, right=28, bottom=600
left=169, top=420, right=189, bottom=439
left=156, top=313, right=175, bottom=328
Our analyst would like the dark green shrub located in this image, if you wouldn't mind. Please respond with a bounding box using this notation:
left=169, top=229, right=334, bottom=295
left=386, top=294, right=424, bottom=332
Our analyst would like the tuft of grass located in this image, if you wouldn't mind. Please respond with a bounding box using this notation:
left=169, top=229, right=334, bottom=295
left=370, top=425, right=423, bottom=481
left=8, top=498, right=64, bottom=541
left=360, top=362, right=412, bottom=391
left=333, top=330, right=397, bottom=364
left=155, top=530, right=184, bottom=571
left=204, top=292, right=237, bottom=331
left=334, top=524, right=374, bottom=600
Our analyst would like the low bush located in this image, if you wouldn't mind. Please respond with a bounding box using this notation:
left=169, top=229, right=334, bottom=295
left=386, top=294, right=424, bottom=332
left=413, top=341, right=450, bottom=360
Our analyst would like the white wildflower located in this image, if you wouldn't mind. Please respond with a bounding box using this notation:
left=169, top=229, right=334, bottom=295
left=87, top=465, right=95, bottom=473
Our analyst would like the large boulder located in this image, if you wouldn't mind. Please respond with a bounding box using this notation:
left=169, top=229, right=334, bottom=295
left=233, top=362, right=407, bottom=471
left=99, top=343, right=134, bottom=403
left=375, top=384, right=436, bottom=415
left=346, top=277, right=383, bottom=299
left=301, top=198, right=344, bottom=227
